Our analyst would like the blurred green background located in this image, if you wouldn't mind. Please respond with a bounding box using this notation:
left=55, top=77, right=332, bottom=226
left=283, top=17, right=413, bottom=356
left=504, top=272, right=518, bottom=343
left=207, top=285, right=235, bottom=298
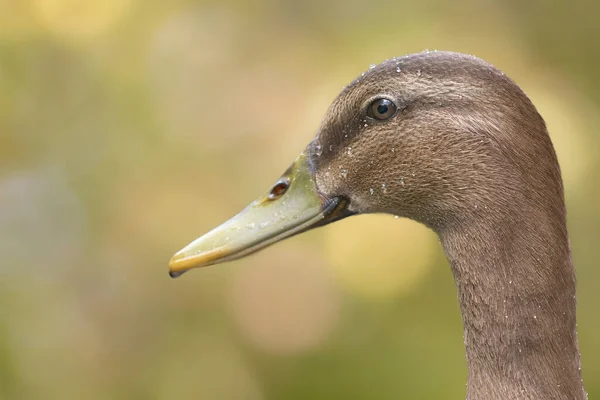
left=1, top=1, right=598, bottom=399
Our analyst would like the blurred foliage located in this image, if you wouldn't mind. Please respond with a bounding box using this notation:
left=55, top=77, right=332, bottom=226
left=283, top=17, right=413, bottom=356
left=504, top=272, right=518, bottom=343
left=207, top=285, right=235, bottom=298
left=1, top=0, right=598, bottom=399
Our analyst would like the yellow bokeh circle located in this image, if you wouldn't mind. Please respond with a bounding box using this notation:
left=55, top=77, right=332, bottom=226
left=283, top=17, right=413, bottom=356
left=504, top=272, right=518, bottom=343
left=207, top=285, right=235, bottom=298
left=30, top=0, right=133, bottom=39
left=229, top=244, right=341, bottom=354
left=324, top=214, right=437, bottom=300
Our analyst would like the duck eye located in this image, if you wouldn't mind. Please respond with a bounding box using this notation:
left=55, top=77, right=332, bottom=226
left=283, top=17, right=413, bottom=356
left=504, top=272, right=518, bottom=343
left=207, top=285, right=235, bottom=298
left=268, top=181, right=289, bottom=200
left=368, top=98, right=397, bottom=120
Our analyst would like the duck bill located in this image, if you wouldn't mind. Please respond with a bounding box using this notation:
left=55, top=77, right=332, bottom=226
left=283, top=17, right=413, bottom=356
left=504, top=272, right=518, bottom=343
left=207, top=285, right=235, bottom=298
left=168, top=153, right=348, bottom=278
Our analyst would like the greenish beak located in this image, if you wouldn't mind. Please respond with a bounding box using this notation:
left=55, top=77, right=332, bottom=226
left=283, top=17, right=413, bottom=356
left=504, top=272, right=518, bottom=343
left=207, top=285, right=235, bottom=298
left=168, top=153, right=347, bottom=278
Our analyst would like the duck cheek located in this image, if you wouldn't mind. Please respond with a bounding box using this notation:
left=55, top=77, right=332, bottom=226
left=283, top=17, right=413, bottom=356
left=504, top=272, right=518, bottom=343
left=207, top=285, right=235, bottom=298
left=342, top=189, right=381, bottom=215
left=314, top=169, right=345, bottom=202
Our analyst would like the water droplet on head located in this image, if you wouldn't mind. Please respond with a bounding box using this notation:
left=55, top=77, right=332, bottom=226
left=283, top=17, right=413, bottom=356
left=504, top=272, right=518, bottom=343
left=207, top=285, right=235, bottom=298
left=369, top=188, right=374, bottom=195
left=340, top=169, right=348, bottom=179
left=369, top=64, right=376, bottom=69
left=381, top=183, right=387, bottom=194
left=346, top=146, right=353, bottom=156
left=396, top=66, right=401, bottom=73
left=416, top=69, right=422, bottom=77
left=329, top=144, right=333, bottom=152
left=315, top=144, right=323, bottom=156
left=399, top=177, right=405, bottom=186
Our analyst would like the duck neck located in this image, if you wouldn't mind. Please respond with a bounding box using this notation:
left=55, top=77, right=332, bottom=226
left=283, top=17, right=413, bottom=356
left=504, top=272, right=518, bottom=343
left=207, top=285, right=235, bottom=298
left=440, top=208, right=586, bottom=400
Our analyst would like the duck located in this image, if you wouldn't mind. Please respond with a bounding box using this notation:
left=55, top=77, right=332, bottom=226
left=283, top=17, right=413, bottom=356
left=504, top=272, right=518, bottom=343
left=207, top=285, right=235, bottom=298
left=168, top=51, right=587, bottom=400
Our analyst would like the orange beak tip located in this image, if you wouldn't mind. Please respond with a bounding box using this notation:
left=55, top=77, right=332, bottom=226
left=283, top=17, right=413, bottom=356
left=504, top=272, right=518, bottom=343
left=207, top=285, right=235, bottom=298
left=168, top=247, right=230, bottom=278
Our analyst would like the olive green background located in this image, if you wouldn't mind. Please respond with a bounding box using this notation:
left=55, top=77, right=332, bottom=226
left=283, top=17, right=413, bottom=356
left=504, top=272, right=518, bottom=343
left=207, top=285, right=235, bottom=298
left=1, top=1, right=598, bottom=399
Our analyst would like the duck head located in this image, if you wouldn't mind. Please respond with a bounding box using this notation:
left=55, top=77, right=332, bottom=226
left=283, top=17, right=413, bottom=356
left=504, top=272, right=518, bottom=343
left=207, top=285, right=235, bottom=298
left=166, top=51, right=588, bottom=400
left=168, top=51, right=555, bottom=277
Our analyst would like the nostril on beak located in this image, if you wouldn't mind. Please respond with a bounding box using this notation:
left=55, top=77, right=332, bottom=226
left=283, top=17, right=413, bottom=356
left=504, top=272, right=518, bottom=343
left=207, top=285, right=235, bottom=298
left=268, top=180, right=289, bottom=200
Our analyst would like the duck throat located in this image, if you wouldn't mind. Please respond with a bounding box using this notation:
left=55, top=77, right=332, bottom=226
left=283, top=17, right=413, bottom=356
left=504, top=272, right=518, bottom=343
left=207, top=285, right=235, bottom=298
left=440, top=211, right=586, bottom=400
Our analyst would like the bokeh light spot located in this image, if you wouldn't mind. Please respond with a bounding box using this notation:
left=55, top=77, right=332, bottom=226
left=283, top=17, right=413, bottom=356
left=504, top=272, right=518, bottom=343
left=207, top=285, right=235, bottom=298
left=229, top=244, right=341, bottom=354
left=148, top=8, right=240, bottom=147
left=31, top=0, right=133, bottom=40
left=324, top=215, right=437, bottom=300
left=525, top=81, right=594, bottom=194
left=0, top=167, right=86, bottom=277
